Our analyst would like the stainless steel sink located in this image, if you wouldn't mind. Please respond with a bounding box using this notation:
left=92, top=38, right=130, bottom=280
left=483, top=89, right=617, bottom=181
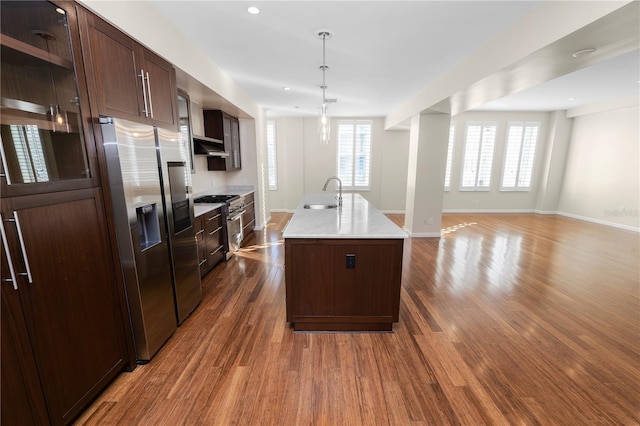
left=304, top=204, right=338, bottom=209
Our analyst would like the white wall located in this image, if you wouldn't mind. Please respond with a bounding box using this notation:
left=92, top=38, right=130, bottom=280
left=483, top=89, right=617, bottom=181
left=557, top=105, right=639, bottom=231
left=443, top=111, right=550, bottom=212
left=268, top=117, right=409, bottom=213
left=379, top=129, right=410, bottom=212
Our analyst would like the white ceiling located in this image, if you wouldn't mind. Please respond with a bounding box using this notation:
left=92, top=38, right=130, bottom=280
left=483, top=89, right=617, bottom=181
left=150, top=1, right=639, bottom=118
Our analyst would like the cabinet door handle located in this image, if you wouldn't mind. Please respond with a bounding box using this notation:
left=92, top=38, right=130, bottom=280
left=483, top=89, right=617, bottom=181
left=0, top=213, right=18, bottom=290
left=12, top=212, right=33, bottom=284
left=0, top=136, right=12, bottom=185
left=206, top=213, right=221, bottom=222
left=208, top=226, right=222, bottom=236
left=195, top=229, right=205, bottom=236
left=145, top=71, right=154, bottom=118
left=139, top=69, right=149, bottom=117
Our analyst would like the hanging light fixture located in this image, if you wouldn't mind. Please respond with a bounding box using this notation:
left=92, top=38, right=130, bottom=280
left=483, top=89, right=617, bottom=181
left=33, top=30, right=69, bottom=133
left=317, top=30, right=331, bottom=145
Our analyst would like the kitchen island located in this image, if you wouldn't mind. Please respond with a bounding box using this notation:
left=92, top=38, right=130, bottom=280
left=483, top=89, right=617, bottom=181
left=283, top=193, right=407, bottom=331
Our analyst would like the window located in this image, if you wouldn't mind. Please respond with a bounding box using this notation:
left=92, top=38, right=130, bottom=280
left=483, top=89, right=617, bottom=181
left=266, top=120, right=277, bottom=190
left=337, top=120, right=372, bottom=190
left=10, top=124, right=48, bottom=183
left=444, top=123, right=455, bottom=191
left=460, top=122, right=497, bottom=191
left=501, top=122, right=539, bottom=191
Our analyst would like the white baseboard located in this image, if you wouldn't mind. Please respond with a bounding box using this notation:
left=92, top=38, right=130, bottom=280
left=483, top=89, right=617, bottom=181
left=380, top=210, right=406, bottom=214
left=409, top=232, right=442, bottom=238
left=270, top=209, right=296, bottom=213
left=555, top=211, right=640, bottom=233
left=443, top=209, right=535, bottom=214
left=534, top=210, right=557, bottom=215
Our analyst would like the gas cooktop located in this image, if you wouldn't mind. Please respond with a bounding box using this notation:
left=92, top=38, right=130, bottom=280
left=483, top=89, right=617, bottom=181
left=194, top=194, right=239, bottom=204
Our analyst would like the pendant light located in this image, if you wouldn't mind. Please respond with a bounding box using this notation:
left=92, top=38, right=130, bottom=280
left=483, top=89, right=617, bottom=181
left=34, top=30, right=69, bottom=133
left=318, top=31, right=331, bottom=145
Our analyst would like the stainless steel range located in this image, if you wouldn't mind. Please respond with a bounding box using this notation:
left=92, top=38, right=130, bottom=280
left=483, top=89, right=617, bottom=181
left=194, top=194, right=246, bottom=259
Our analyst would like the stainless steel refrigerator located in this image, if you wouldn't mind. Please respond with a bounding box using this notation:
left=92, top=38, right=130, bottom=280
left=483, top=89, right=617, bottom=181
left=155, top=126, right=202, bottom=324
left=101, top=118, right=201, bottom=362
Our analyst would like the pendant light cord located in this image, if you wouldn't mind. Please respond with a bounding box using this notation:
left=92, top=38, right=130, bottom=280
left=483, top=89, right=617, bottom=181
left=322, top=32, right=327, bottom=105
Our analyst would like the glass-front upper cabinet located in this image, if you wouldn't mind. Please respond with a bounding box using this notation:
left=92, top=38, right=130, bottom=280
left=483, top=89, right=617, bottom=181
left=0, top=0, right=92, bottom=193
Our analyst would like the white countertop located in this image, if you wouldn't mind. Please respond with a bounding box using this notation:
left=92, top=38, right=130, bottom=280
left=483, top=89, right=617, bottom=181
left=194, top=203, right=224, bottom=217
left=282, top=193, right=408, bottom=239
left=193, top=187, right=254, bottom=217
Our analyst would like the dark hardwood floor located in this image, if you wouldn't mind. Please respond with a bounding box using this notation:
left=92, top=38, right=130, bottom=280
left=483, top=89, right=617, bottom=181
left=75, top=213, right=640, bottom=425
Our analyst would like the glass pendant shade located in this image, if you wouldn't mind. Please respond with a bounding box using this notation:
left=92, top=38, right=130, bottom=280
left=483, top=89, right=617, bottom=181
left=319, top=103, right=330, bottom=145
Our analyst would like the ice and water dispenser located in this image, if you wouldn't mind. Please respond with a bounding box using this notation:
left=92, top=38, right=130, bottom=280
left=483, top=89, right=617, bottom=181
left=136, top=203, right=161, bottom=250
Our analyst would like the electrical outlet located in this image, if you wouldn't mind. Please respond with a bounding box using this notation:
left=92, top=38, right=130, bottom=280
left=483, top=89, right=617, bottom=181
left=346, top=254, right=356, bottom=269
left=428, top=217, right=434, bottom=225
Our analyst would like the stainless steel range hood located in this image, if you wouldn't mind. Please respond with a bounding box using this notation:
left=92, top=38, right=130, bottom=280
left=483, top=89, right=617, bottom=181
left=193, top=135, right=229, bottom=157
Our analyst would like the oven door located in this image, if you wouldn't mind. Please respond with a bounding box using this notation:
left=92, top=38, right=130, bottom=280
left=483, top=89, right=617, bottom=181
left=226, top=209, right=245, bottom=258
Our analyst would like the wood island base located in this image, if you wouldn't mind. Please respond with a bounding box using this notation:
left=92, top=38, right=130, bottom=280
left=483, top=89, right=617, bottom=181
left=285, top=238, right=403, bottom=332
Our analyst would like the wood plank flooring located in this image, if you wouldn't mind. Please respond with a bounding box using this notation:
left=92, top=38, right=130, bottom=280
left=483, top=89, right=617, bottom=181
left=74, top=213, right=640, bottom=425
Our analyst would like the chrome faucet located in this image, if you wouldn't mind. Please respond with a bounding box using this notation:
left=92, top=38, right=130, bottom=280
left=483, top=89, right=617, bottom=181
left=323, top=176, right=343, bottom=206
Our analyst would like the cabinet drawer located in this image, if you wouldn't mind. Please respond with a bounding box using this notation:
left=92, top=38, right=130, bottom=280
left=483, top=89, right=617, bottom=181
left=195, top=216, right=205, bottom=243
left=242, top=219, right=255, bottom=235
left=207, top=244, right=225, bottom=268
left=198, top=257, right=208, bottom=277
left=204, top=211, right=223, bottom=233
left=206, top=227, right=224, bottom=269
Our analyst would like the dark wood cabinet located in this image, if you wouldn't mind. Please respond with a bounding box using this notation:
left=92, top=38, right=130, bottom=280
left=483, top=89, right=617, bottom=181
left=0, top=0, right=100, bottom=199
left=195, top=215, right=208, bottom=277
left=196, top=207, right=225, bottom=277
left=80, top=10, right=178, bottom=130
left=203, top=110, right=241, bottom=171
left=242, top=192, right=255, bottom=244
left=1, top=278, right=50, bottom=425
left=0, top=2, right=132, bottom=424
left=285, top=238, right=403, bottom=331
left=1, top=189, right=130, bottom=425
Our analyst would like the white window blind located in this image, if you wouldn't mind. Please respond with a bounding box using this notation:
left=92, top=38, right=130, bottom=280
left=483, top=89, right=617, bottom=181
left=337, top=120, right=372, bottom=190
left=501, top=122, right=539, bottom=191
left=444, top=123, right=455, bottom=191
left=266, top=120, right=277, bottom=190
left=460, top=122, right=496, bottom=191
left=10, top=124, right=48, bottom=183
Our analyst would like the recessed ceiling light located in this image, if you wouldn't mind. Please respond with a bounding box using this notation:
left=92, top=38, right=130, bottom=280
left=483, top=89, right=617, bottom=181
left=572, top=48, right=596, bottom=58
left=247, top=6, right=260, bottom=15
left=283, top=87, right=290, bottom=91
left=568, top=97, right=576, bottom=101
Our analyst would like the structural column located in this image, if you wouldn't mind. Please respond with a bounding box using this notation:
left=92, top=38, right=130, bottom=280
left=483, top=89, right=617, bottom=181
left=535, top=110, right=573, bottom=214
left=404, top=112, right=451, bottom=237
